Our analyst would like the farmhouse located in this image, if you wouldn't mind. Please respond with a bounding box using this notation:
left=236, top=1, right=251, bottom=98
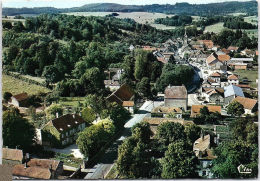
left=232, top=96, right=257, bottom=115
left=202, top=88, right=224, bottom=104
left=198, top=40, right=214, bottom=49
left=12, top=158, right=63, bottom=179
left=206, top=52, right=226, bottom=70
left=164, top=85, right=188, bottom=111
left=106, top=84, right=134, bottom=104
left=191, top=105, right=221, bottom=118
left=224, top=85, right=244, bottom=104
left=41, top=114, right=86, bottom=148
left=10, top=92, right=28, bottom=107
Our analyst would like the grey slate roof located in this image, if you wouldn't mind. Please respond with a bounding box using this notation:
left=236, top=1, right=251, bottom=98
left=224, top=85, right=245, bottom=98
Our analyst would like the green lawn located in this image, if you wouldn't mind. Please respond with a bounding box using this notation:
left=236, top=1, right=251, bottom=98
left=233, top=69, right=258, bottom=88
left=59, top=97, right=85, bottom=107
left=2, top=74, right=51, bottom=95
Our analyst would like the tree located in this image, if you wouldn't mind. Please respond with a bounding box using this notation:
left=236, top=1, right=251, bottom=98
left=42, top=65, right=64, bottom=85
left=212, top=141, right=258, bottom=178
left=227, top=101, right=245, bottom=117
left=3, top=21, right=12, bottom=29
left=3, top=92, right=12, bottom=102
left=81, top=107, right=96, bottom=125
left=84, top=94, right=105, bottom=116
left=45, top=103, right=63, bottom=120
left=3, top=108, right=36, bottom=151
left=136, top=77, right=151, bottom=99
left=156, top=122, right=186, bottom=149
left=160, top=141, right=198, bottom=178
left=76, top=119, right=115, bottom=158
left=131, top=122, right=153, bottom=144
left=184, top=124, right=202, bottom=143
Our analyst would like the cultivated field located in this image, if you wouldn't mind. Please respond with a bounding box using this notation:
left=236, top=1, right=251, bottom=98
left=2, top=74, right=51, bottom=95
left=244, top=16, right=258, bottom=25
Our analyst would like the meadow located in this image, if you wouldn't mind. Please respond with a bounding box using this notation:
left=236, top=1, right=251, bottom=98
left=2, top=74, right=50, bottom=95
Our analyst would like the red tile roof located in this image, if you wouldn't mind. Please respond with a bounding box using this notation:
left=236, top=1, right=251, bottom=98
left=191, top=105, right=221, bottom=117
left=232, top=96, right=257, bottom=110
left=227, top=46, right=239, bottom=51
left=2, top=148, right=23, bottom=162
left=227, top=74, right=238, bottom=80
left=206, top=52, right=218, bottom=64
left=210, top=72, right=222, bottom=77
left=27, top=159, right=61, bottom=171
left=122, top=101, right=134, bottom=107
left=218, top=54, right=230, bottom=62
left=107, top=84, right=134, bottom=105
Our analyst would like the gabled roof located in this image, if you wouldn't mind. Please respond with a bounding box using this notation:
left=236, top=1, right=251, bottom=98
left=193, top=134, right=210, bottom=153
left=218, top=54, right=230, bottom=62
left=210, top=72, right=222, bottom=77
left=27, top=159, right=61, bottom=171
left=221, top=48, right=230, bottom=54
left=224, top=85, right=244, bottom=98
left=107, top=84, right=134, bottom=105
left=206, top=52, right=218, bottom=64
left=151, top=106, right=182, bottom=114
left=198, top=40, right=214, bottom=49
left=207, top=78, right=216, bottom=84
left=237, top=84, right=251, bottom=89
left=49, top=114, right=85, bottom=133
left=2, top=148, right=23, bottom=162
left=227, top=46, right=239, bottom=51
left=12, top=164, right=51, bottom=179
left=232, top=96, right=257, bottom=110
left=227, top=74, right=238, bottom=80
left=164, top=85, right=187, bottom=99
left=12, top=93, right=28, bottom=102
left=191, top=105, right=221, bottom=117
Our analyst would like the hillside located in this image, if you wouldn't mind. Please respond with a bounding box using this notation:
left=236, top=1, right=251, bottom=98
left=3, top=1, right=257, bottom=16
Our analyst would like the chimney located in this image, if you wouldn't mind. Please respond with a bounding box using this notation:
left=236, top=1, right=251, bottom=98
left=56, top=112, right=59, bottom=118
left=24, top=162, right=27, bottom=168
left=26, top=153, right=30, bottom=160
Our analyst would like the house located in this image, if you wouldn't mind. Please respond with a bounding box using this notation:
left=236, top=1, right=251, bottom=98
left=228, top=63, right=248, bottom=70
left=221, top=48, right=230, bottom=54
left=232, top=96, right=257, bottom=115
left=142, top=46, right=157, bottom=52
left=237, top=84, right=251, bottom=91
left=227, top=46, right=239, bottom=52
left=193, top=134, right=216, bottom=178
left=41, top=114, right=86, bottom=148
left=12, top=158, right=63, bottom=179
left=241, top=48, right=255, bottom=57
left=198, top=40, right=214, bottom=49
left=209, top=72, right=222, bottom=83
left=228, top=58, right=253, bottom=68
left=143, top=117, right=194, bottom=136
left=202, top=88, right=224, bottom=104
left=203, top=78, right=220, bottom=88
left=164, top=85, right=188, bottom=111
left=224, top=85, right=244, bottom=104
left=104, top=80, right=120, bottom=91
left=122, top=101, right=134, bottom=114
left=106, top=84, right=134, bottom=105
left=2, top=148, right=23, bottom=166
left=151, top=106, right=182, bottom=119
left=227, top=74, right=239, bottom=85
left=206, top=52, right=226, bottom=70
left=191, top=105, right=221, bottom=118
left=10, top=92, right=28, bottom=107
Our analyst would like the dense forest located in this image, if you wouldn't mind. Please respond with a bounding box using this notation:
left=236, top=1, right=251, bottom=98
left=3, top=1, right=257, bottom=16
left=154, top=15, right=192, bottom=26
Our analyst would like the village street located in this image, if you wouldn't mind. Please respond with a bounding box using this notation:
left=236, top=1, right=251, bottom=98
left=84, top=100, right=164, bottom=179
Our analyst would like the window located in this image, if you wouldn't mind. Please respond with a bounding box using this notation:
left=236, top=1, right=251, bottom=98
left=61, top=134, right=64, bottom=138
left=202, top=171, right=206, bottom=176
left=66, top=132, right=68, bottom=136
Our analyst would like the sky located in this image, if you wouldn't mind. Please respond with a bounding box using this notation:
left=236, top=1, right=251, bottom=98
left=2, top=0, right=253, bottom=8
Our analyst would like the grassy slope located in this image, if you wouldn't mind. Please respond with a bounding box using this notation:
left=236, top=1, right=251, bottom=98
left=234, top=69, right=258, bottom=88
left=2, top=74, right=50, bottom=95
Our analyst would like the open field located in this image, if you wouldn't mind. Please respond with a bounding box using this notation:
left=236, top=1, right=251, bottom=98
left=204, top=22, right=225, bottom=34
left=2, top=74, right=51, bottom=95
left=234, top=69, right=258, bottom=88
left=244, top=16, right=258, bottom=25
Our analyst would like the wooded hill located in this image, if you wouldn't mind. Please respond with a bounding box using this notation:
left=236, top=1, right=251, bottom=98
left=3, top=1, right=257, bottom=16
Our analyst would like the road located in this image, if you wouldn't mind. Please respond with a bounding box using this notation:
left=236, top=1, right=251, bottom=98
left=84, top=100, right=163, bottom=179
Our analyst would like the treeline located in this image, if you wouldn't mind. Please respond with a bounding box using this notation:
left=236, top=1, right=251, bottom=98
left=199, top=29, right=258, bottom=49
left=154, top=15, right=192, bottom=26
left=3, top=1, right=257, bottom=16
left=223, top=16, right=257, bottom=29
